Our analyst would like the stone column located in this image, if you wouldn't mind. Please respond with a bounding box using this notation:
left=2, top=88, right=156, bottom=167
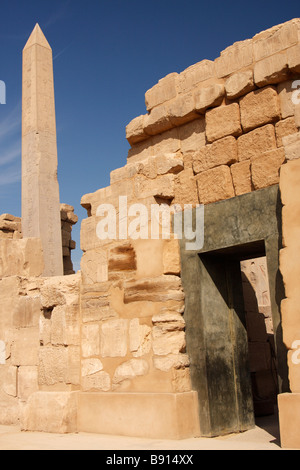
left=22, top=24, right=63, bottom=276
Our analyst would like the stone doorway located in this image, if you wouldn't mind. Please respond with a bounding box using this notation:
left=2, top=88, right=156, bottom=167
left=180, top=185, right=289, bottom=437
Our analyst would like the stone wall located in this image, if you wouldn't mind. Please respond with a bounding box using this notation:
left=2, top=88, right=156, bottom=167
left=80, top=18, right=300, bottom=400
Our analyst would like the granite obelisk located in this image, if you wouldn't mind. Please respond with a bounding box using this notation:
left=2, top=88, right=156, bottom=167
left=22, top=24, right=63, bottom=276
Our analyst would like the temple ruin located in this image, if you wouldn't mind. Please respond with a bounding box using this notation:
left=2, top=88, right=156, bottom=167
left=0, top=19, right=300, bottom=448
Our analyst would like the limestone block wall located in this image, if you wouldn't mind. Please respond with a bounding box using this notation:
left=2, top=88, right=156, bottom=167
left=80, top=18, right=300, bottom=397
left=0, top=273, right=80, bottom=425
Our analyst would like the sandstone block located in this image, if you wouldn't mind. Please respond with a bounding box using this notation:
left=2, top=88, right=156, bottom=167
left=145, top=73, right=178, bottom=111
left=194, top=83, right=225, bottom=113
left=18, top=366, right=38, bottom=401
left=279, top=159, right=300, bottom=207
left=278, top=393, right=300, bottom=449
left=11, top=328, right=39, bottom=366
left=168, top=93, right=198, bottom=126
left=156, top=154, right=184, bottom=175
left=178, top=118, right=206, bottom=154
left=196, top=165, right=235, bottom=204
left=152, top=311, right=185, bottom=331
left=12, top=296, right=41, bottom=329
left=124, top=275, right=185, bottom=303
left=287, top=43, right=300, bottom=73
left=38, top=346, right=68, bottom=385
left=275, top=118, right=298, bottom=147
left=153, top=354, right=190, bottom=372
left=163, top=239, right=181, bottom=275
left=173, top=168, right=199, bottom=207
left=81, top=250, right=108, bottom=284
left=225, top=70, right=255, bottom=99
left=100, top=319, right=128, bottom=358
left=237, top=124, right=277, bottom=161
left=288, top=351, right=300, bottom=393
left=280, top=298, right=300, bottom=347
left=251, top=147, right=285, bottom=190
left=282, top=132, right=300, bottom=160
left=134, top=174, right=175, bottom=200
left=126, top=115, right=148, bottom=145
left=82, top=324, right=100, bottom=358
left=82, top=371, right=111, bottom=392
left=177, top=60, right=215, bottom=93
left=215, top=39, right=253, bottom=78
left=112, top=359, right=149, bottom=386
left=277, top=80, right=300, bottom=119
left=144, top=104, right=173, bottom=135
left=81, top=358, right=104, bottom=377
left=205, top=103, right=242, bottom=142
left=21, top=391, right=78, bottom=433
left=253, top=19, right=300, bottom=61
left=193, top=136, right=237, bottom=173
left=108, top=243, right=137, bottom=272
left=151, top=127, right=181, bottom=157
left=2, top=366, right=17, bottom=397
left=129, top=319, right=152, bottom=357
left=0, top=238, right=44, bottom=278
left=254, top=52, right=289, bottom=87
left=239, top=87, right=280, bottom=132
left=231, top=160, right=252, bottom=196
left=152, top=327, right=186, bottom=356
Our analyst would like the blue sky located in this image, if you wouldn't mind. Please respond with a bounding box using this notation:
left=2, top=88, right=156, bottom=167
left=0, top=0, right=299, bottom=271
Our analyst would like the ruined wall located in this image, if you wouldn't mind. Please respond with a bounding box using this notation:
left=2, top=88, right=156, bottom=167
left=79, top=19, right=300, bottom=399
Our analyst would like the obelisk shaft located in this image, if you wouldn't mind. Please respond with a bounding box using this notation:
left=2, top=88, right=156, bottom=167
left=22, top=24, right=63, bottom=277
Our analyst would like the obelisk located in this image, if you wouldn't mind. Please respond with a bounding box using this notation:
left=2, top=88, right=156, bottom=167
left=22, top=24, right=63, bottom=276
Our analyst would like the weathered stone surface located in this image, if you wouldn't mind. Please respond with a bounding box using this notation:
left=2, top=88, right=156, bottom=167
left=82, top=324, right=100, bottom=358
left=134, top=174, right=175, bottom=200
left=251, top=147, right=285, bottom=189
left=38, top=346, right=68, bottom=385
left=193, top=136, right=237, bottom=173
left=112, top=359, right=149, bottom=386
left=81, top=250, right=108, bottom=284
left=144, top=104, right=173, bottom=135
left=18, top=366, right=38, bottom=401
left=196, top=165, right=235, bottom=204
left=205, top=103, right=242, bottom=142
left=124, top=275, right=185, bottom=303
left=0, top=238, right=44, bottom=278
left=230, top=160, right=252, bottom=196
left=163, top=239, right=181, bottom=275
left=237, top=124, right=277, bottom=161
left=178, top=118, right=206, bottom=154
left=152, top=311, right=185, bottom=331
left=100, top=319, right=128, bottom=357
left=145, top=73, right=178, bottom=111
left=239, top=87, right=280, bottom=132
left=153, top=354, right=190, bottom=372
left=278, top=80, right=300, bottom=119
left=225, top=70, right=255, bottom=99
left=194, top=83, right=225, bottom=113
left=21, top=391, right=78, bottom=433
left=11, top=328, right=39, bottom=366
left=275, top=117, right=298, bottom=147
left=82, top=371, right=111, bottom=392
left=253, top=19, right=300, bottom=61
left=287, top=43, right=300, bottom=73
left=126, top=115, right=148, bottom=145
left=215, top=39, right=253, bottom=78
left=129, top=319, right=152, bottom=357
left=177, top=60, right=215, bottom=93
left=108, top=243, right=136, bottom=272
left=2, top=366, right=17, bottom=397
left=155, top=154, right=184, bottom=175
left=81, top=358, right=104, bottom=377
left=152, top=327, right=186, bottom=356
left=12, top=296, right=41, bottom=329
left=168, top=93, right=199, bottom=126
left=254, top=52, right=289, bottom=87
left=282, top=132, right=300, bottom=161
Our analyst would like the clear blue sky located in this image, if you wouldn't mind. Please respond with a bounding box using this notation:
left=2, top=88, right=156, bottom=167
left=0, top=0, right=298, bottom=271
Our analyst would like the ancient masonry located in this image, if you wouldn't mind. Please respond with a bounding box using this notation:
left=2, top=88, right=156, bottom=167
left=0, top=20, right=300, bottom=448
